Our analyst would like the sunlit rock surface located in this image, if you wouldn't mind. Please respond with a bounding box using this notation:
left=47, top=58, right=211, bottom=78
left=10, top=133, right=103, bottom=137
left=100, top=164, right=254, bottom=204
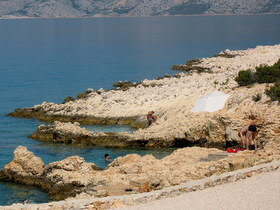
left=11, top=44, right=280, bottom=149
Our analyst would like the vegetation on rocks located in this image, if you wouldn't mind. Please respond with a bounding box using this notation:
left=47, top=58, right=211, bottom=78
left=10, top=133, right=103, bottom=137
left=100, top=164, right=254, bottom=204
left=172, top=58, right=212, bottom=73
left=213, top=51, right=238, bottom=58
left=255, top=60, right=280, bottom=83
left=235, top=70, right=256, bottom=86
left=62, top=96, right=74, bottom=104
left=235, top=59, right=280, bottom=102
left=112, top=81, right=139, bottom=91
left=252, top=93, right=262, bottom=102
left=7, top=45, right=280, bottom=151
left=265, top=83, right=280, bottom=101
left=62, top=88, right=96, bottom=104
left=235, top=59, right=280, bottom=86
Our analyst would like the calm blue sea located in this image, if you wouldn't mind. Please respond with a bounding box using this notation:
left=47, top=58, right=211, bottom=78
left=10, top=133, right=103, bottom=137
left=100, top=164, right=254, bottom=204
left=0, top=14, right=280, bottom=206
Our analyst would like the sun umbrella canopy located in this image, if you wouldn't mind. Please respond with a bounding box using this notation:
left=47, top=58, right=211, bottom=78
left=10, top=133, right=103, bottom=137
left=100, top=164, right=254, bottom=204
left=191, top=90, right=229, bottom=113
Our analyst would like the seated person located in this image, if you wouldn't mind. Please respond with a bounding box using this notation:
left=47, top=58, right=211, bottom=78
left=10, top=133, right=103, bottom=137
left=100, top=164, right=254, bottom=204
left=147, top=111, right=157, bottom=127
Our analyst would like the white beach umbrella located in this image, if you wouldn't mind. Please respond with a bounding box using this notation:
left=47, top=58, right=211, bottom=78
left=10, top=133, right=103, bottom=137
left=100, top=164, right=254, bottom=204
left=191, top=90, right=229, bottom=113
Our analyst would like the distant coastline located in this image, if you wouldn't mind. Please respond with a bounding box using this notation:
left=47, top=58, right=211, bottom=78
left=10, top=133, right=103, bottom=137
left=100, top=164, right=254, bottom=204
left=1, top=12, right=280, bottom=20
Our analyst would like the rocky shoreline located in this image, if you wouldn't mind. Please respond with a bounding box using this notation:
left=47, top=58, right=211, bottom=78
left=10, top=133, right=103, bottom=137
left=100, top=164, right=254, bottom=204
left=8, top=108, right=147, bottom=129
left=29, top=121, right=175, bottom=148
left=2, top=160, right=280, bottom=210
left=8, top=44, right=280, bottom=150
left=29, top=121, right=226, bottom=149
left=0, top=136, right=279, bottom=207
left=2, top=44, right=280, bottom=207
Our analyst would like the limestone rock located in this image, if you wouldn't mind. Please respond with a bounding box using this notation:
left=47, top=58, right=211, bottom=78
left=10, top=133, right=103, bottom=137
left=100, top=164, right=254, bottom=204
left=41, top=156, right=101, bottom=200
left=2, top=146, right=44, bottom=185
left=1, top=141, right=280, bottom=201
left=3, top=44, right=280, bottom=201
left=9, top=45, right=280, bottom=149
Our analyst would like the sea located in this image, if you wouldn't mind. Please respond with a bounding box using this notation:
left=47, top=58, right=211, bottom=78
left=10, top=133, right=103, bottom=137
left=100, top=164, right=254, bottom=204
left=0, top=14, right=280, bottom=206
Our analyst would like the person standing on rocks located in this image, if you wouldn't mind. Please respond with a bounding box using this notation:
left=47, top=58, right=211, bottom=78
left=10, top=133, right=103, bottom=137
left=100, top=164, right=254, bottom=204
left=147, top=111, right=157, bottom=127
left=238, top=125, right=258, bottom=150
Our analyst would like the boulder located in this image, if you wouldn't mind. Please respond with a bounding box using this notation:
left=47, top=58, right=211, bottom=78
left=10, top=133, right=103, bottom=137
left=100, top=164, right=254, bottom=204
left=2, top=146, right=44, bottom=185
left=41, top=156, right=102, bottom=200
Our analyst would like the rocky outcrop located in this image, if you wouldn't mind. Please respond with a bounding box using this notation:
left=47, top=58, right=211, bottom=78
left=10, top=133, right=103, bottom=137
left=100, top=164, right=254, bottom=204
left=3, top=160, right=280, bottom=210
left=0, top=146, right=103, bottom=200
left=8, top=109, right=147, bottom=129
left=2, top=146, right=44, bottom=185
left=1, top=140, right=280, bottom=201
left=40, top=156, right=102, bottom=200
left=172, top=58, right=211, bottom=73
left=29, top=84, right=280, bottom=149
left=172, top=50, right=239, bottom=72
left=8, top=45, right=280, bottom=149
left=29, top=121, right=176, bottom=148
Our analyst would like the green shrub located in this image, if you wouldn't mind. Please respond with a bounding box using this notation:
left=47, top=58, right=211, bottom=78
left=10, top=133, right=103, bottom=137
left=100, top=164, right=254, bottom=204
left=235, top=59, right=280, bottom=86
left=63, top=96, right=74, bottom=104
left=252, top=93, right=262, bottom=102
left=255, top=61, right=280, bottom=83
left=235, top=70, right=255, bottom=86
left=265, top=83, right=280, bottom=101
left=221, top=78, right=229, bottom=86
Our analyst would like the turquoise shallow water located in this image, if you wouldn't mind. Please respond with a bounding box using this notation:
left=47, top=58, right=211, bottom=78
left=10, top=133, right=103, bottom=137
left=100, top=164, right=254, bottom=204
left=0, top=15, right=280, bottom=206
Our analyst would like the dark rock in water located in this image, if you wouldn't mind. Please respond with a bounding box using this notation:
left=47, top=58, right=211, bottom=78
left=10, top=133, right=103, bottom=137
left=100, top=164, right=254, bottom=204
left=8, top=107, right=45, bottom=118
left=0, top=170, right=9, bottom=181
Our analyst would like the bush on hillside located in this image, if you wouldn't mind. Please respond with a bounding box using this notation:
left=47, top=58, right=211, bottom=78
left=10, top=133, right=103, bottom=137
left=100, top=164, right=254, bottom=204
left=235, top=59, right=280, bottom=86
left=235, top=70, right=255, bottom=86
left=255, top=60, right=280, bottom=83
left=265, top=83, right=280, bottom=102
left=63, top=96, right=74, bottom=104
